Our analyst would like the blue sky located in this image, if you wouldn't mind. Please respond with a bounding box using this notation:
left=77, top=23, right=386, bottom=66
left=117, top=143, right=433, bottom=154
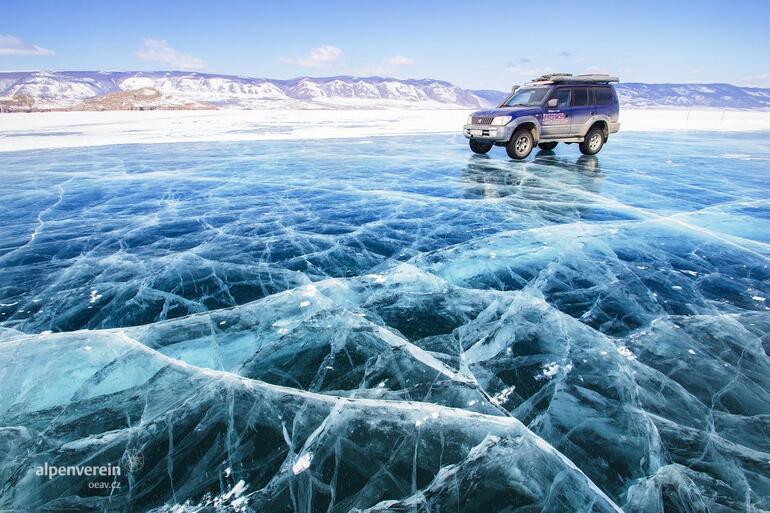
left=3, top=0, right=769, bottom=90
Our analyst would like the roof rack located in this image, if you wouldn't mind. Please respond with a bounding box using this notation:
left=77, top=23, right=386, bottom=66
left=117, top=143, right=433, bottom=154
left=526, top=73, right=620, bottom=85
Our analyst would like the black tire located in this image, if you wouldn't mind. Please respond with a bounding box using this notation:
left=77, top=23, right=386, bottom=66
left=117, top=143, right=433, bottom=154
left=469, top=139, right=493, bottom=154
left=505, top=127, right=534, bottom=160
left=579, top=127, right=605, bottom=155
left=538, top=142, right=558, bottom=151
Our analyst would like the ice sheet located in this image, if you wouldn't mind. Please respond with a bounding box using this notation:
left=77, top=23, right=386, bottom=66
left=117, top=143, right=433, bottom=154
left=0, top=132, right=769, bottom=512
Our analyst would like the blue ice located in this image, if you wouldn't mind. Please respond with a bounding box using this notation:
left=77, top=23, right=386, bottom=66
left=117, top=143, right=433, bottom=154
left=0, top=132, right=769, bottom=512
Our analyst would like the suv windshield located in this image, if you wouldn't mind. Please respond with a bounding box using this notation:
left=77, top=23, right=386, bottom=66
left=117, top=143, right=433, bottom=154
left=501, top=87, right=548, bottom=107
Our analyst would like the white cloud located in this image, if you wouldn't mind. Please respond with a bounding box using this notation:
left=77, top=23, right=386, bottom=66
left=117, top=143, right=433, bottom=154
left=384, top=55, right=414, bottom=67
left=136, top=38, right=205, bottom=70
left=283, top=45, right=344, bottom=68
left=741, top=73, right=770, bottom=88
left=0, top=34, right=54, bottom=56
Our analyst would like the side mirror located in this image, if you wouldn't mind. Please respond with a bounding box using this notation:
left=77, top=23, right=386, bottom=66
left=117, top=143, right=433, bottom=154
left=547, top=98, right=558, bottom=108
left=511, top=85, right=519, bottom=92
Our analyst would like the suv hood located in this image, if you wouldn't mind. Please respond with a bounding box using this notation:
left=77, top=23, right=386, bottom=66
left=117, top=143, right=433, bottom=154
left=472, top=106, right=542, bottom=117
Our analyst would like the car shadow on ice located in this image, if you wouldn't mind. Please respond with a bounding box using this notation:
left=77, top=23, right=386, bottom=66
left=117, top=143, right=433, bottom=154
left=533, top=150, right=603, bottom=174
left=461, top=151, right=605, bottom=199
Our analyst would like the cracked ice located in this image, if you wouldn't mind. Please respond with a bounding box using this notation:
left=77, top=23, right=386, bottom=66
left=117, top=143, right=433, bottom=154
left=1, top=133, right=769, bottom=512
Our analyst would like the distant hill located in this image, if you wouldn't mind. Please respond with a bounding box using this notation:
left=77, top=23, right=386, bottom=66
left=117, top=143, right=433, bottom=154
left=1, top=71, right=769, bottom=112
left=615, top=82, right=770, bottom=109
left=472, top=83, right=770, bottom=110
left=468, top=89, right=513, bottom=106
left=0, top=71, right=490, bottom=111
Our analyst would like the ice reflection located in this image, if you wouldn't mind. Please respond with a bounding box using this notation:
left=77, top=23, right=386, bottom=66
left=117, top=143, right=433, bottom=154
left=462, top=152, right=605, bottom=199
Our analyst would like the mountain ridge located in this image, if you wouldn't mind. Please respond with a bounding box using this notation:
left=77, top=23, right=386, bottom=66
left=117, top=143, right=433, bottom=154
left=1, top=70, right=769, bottom=112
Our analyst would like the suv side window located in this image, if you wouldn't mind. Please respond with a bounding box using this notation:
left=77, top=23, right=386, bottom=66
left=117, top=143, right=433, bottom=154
left=572, top=87, right=590, bottom=107
left=594, top=87, right=613, bottom=105
left=550, top=88, right=571, bottom=107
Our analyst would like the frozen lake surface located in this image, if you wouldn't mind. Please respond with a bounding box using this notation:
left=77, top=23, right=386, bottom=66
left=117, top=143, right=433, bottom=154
left=1, top=132, right=769, bottom=512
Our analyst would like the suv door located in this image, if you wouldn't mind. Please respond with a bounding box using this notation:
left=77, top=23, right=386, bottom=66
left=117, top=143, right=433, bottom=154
left=593, top=86, right=618, bottom=124
left=541, top=87, right=571, bottom=138
left=570, top=87, right=594, bottom=136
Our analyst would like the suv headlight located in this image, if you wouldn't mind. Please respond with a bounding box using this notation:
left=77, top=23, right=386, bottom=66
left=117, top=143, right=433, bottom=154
left=491, top=116, right=512, bottom=126
left=466, top=115, right=473, bottom=125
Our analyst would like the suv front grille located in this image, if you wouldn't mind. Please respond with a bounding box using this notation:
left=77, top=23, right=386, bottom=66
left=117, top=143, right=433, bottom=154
left=472, top=116, right=494, bottom=125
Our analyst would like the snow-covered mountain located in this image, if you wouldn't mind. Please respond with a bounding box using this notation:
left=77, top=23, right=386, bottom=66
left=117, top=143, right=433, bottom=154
left=1, top=71, right=769, bottom=111
left=472, top=83, right=770, bottom=110
left=615, top=83, right=770, bottom=109
left=0, top=71, right=492, bottom=111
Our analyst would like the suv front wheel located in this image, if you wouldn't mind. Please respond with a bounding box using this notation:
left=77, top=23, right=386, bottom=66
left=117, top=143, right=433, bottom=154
left=579, top=127, right=605, bottom=155
left=469, top=139, right=493, bottom=154
left=506, top=127, right=534, bottom=160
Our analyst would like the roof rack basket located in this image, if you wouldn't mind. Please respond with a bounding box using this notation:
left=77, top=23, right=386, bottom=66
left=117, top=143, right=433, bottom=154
left=528, top=73, right=620, bottom=85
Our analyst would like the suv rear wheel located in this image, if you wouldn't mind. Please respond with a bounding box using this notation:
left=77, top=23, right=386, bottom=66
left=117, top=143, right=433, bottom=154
left=506, top=128, right=534, bottom=160
left=579, top=127, right=605, bottom=155
left=538, top=142, right=558, bottom=151
left=469, top=139, right=493, bottom=154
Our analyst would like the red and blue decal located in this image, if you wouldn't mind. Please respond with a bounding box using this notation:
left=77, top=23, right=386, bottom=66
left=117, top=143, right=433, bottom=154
left=543, top=112, right=567, bottom=125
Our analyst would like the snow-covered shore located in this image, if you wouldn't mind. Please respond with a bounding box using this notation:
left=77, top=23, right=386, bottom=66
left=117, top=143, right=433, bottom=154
left=2, top=108, right=770, bottom=152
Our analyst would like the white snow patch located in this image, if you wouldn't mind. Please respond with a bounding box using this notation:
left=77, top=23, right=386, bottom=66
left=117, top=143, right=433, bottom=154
left=536, top=361, right=573, bottom=381
left=231, top=496, right=248, bottom=510
left=617, top=346, right=636, bottom=360
left=229, top=480, right=247, bottom=497
left=490, top=385, right=516, bottom=405
left=88, top=289, right=102, bottom=303
left=292, top=453, right=313, bottom=475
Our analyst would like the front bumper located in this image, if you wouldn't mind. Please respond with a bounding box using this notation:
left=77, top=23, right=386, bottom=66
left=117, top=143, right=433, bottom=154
left=610, top=121, right=621, bottom=134
left=463, top=123, right=514, bottom=143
